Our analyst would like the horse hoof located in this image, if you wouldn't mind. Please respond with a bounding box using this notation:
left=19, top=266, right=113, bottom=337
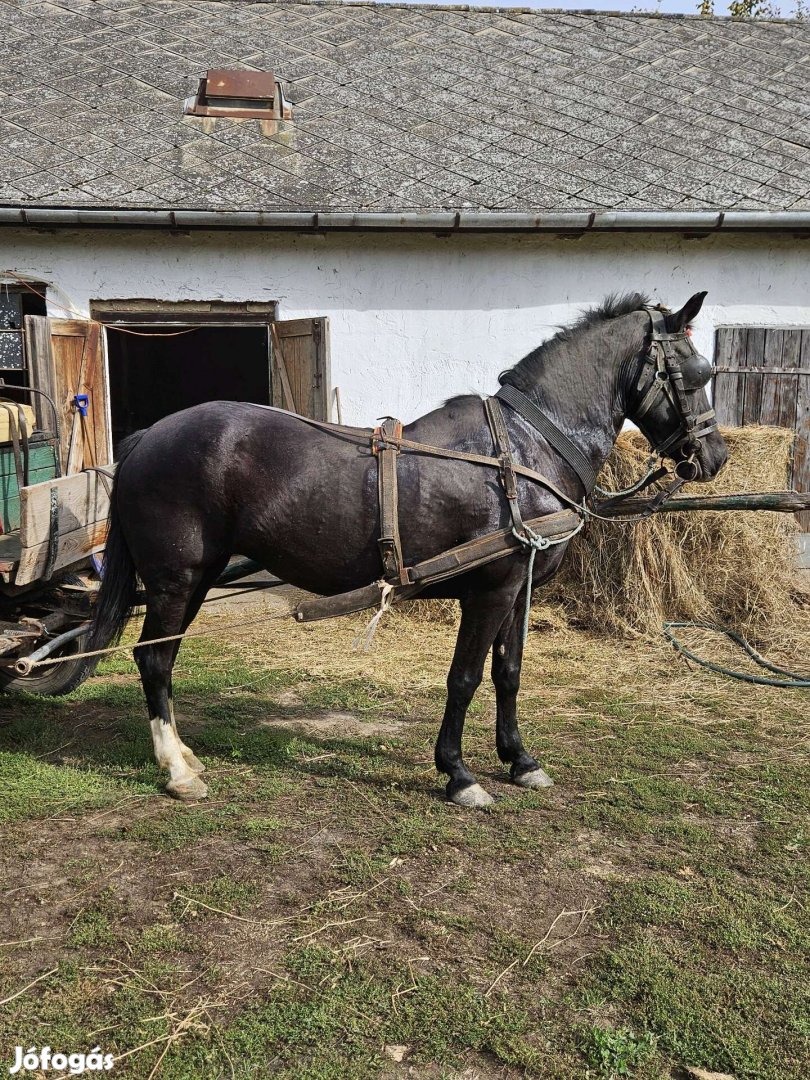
left=181, top=749, right=206, bottom=774
left=166, top=776, right=209, bottom=802
left=449, top=783, right=494, bottom=809
left=513, top=767, right=554, bottom=790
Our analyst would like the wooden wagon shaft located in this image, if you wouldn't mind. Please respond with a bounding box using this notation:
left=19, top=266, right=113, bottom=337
left=595, top=490, right=810, bottom=518
left=293, top=508, right=581, bottom=623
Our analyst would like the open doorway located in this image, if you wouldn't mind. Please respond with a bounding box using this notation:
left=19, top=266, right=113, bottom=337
left=92, top=301, right=276, bottom=451
left=93, top=301, right=331, bottom=455
left=105, top=324, right=269, bottom=446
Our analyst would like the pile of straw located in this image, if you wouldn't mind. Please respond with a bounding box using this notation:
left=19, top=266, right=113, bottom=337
left=545, top=425, right=805, bottom=637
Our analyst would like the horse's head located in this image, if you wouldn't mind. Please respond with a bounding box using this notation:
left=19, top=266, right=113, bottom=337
left=626, top=292, right=728, bottom=482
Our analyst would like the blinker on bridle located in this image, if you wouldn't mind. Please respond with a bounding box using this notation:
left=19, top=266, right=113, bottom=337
left=632, top=305, right=718, bottom=481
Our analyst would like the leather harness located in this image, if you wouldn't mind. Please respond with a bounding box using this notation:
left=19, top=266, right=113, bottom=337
left=260, top=305, right=718, bottom=617
left=362, top=306, right=717, bottom=587
left=372, top=417, right=408, bottom=585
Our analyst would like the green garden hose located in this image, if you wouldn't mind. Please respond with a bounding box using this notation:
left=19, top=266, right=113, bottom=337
left=663, top=621, right=810, bottom=689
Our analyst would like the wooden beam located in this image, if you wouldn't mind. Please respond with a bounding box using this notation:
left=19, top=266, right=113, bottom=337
left=19, top=470, right=112, bottom=549
left=595, top=491, right=810, bottom=518
left=14, top=518, right=108, bottom=586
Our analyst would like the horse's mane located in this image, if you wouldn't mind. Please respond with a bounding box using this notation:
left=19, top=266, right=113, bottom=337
left=498, top=291, right=651, bottom=393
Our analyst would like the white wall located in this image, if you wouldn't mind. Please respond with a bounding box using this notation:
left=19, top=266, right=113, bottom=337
left=1, top=227, right=808, bottom=425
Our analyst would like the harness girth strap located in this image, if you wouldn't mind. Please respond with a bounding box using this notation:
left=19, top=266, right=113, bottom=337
left=483, top=396, right=526, bottom=536
left=373, top=418, right=409, bottom=586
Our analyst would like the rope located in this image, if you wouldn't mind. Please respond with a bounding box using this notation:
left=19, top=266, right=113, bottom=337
left=1, top=272, right=200, bottom=337
left=105, top=325, right=201, bottom=338
left=664, top=622, right=810, bottom=689
left=353, top=582, right=394, bottom=652
left=1, top=272, right=84, bottom=319
left=28, top=610, right=290, bottom=670
left=512, top=518, right=584, bottom=646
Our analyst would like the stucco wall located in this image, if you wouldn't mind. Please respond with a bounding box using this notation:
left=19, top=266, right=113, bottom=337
left=1, top=227, right=808, bottom=425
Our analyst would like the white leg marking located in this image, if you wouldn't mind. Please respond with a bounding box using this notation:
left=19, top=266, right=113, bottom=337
left=150, top=717, right=208, bottom=800
left=168, top=703, right=205, bottom=773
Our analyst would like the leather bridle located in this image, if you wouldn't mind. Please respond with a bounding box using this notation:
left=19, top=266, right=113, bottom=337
left=631, top=306, right=718, bottom=482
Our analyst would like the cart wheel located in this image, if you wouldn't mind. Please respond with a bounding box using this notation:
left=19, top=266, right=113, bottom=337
left=0, top=630, right=97, bottom=697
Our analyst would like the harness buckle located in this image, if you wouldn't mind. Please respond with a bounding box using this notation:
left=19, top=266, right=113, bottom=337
left=499, top=454, right=519, bottom=500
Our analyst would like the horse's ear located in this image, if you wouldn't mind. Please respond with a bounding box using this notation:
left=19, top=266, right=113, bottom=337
left=668, top=291, right=707, bottom=332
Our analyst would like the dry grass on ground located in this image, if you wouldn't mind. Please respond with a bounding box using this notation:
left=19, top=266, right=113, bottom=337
left=1, top=423, right=808, bottom=1079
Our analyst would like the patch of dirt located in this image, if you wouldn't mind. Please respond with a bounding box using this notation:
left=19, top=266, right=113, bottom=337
left=258, top=711, right=404, bottom=738
left=272, top=688, right=304, bottom=707
left=681, top=811, right=760, bottom=850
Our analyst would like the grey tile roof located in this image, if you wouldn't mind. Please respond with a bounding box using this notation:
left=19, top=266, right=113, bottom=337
left=1, top=0, right=810, bottom=214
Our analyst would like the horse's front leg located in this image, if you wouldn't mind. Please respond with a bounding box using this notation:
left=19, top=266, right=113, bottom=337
left=435, top=580, right=522, bottom=808
left=492, top=598, right=554, bottom=790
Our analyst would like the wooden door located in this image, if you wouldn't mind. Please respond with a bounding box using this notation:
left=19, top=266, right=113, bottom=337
left=25, top=316, right=110, bottom=473
left=714, top=326, right=810, bottom=529
left=270, top=318, right=330, bottom=420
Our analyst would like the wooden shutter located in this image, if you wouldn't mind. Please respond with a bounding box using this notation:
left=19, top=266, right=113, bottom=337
left=714, top=326, right=810, bottom=529
left=25, top=316, right=111, bottom=473
left=270, top=318, right=330, bottom=420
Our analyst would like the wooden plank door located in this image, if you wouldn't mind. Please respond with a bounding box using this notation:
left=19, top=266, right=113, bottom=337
left=714, top=326, right=810, bottom=529
left=270, top=318, right=330, bottom=420
left=25, top=316, right=110, bottom=474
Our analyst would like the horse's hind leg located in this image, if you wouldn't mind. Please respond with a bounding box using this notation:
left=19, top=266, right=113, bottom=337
left=136, top=566, right=223, bottom=801
left=165, top=563, right=227, bottom=775
left=492, top=598, right=553, bottom=790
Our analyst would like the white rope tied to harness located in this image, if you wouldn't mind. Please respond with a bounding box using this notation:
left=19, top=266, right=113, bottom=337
left=512, top=519, right=585, bottom=646
left=353, top=581, right=395, bottom=653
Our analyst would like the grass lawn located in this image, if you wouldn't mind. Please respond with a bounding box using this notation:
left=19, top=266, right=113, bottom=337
left=0, top=605, right=807, bottom=1079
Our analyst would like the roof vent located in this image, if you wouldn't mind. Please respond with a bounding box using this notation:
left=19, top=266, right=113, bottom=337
left=184, top=70, right=291, bottom=120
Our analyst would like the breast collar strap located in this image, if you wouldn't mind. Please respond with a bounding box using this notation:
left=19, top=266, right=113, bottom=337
left=495, top=382, right=597, bottom=494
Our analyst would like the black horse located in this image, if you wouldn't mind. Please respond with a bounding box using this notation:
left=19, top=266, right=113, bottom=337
left=91, top=292, right=727, bottom=806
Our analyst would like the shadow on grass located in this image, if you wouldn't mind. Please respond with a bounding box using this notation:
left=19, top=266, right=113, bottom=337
left=0, top=651, right=439, bottom=825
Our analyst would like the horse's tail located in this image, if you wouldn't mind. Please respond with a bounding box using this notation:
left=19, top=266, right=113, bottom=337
left=88, top=429, right=147, bottom=652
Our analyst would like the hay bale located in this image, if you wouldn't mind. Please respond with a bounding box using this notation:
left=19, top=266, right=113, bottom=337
left=545, top=425, right=804, bottom=637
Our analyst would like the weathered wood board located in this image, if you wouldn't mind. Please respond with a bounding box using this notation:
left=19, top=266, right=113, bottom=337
left=14, top=519, right=109, bottom=585
left=24, top=316, right=110, bottom=474
left=714, top=326, right=810, bottom=530
left=13, top=469, right=113, bottom=585
left=271, top=317, right=331, bottom=420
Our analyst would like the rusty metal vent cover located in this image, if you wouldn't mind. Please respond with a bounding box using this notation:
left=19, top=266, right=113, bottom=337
left=184, top=69, right=291, bottom=119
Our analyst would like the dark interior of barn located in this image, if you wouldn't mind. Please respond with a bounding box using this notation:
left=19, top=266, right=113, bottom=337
left=105, top=324, right=270, bottom=448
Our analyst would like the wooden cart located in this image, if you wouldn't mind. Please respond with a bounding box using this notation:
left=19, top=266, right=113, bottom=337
left=0, top=317, right=113, bottom=693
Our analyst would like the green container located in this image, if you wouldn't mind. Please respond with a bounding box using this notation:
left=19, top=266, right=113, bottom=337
left=0, top=439, right=59, bottom=534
